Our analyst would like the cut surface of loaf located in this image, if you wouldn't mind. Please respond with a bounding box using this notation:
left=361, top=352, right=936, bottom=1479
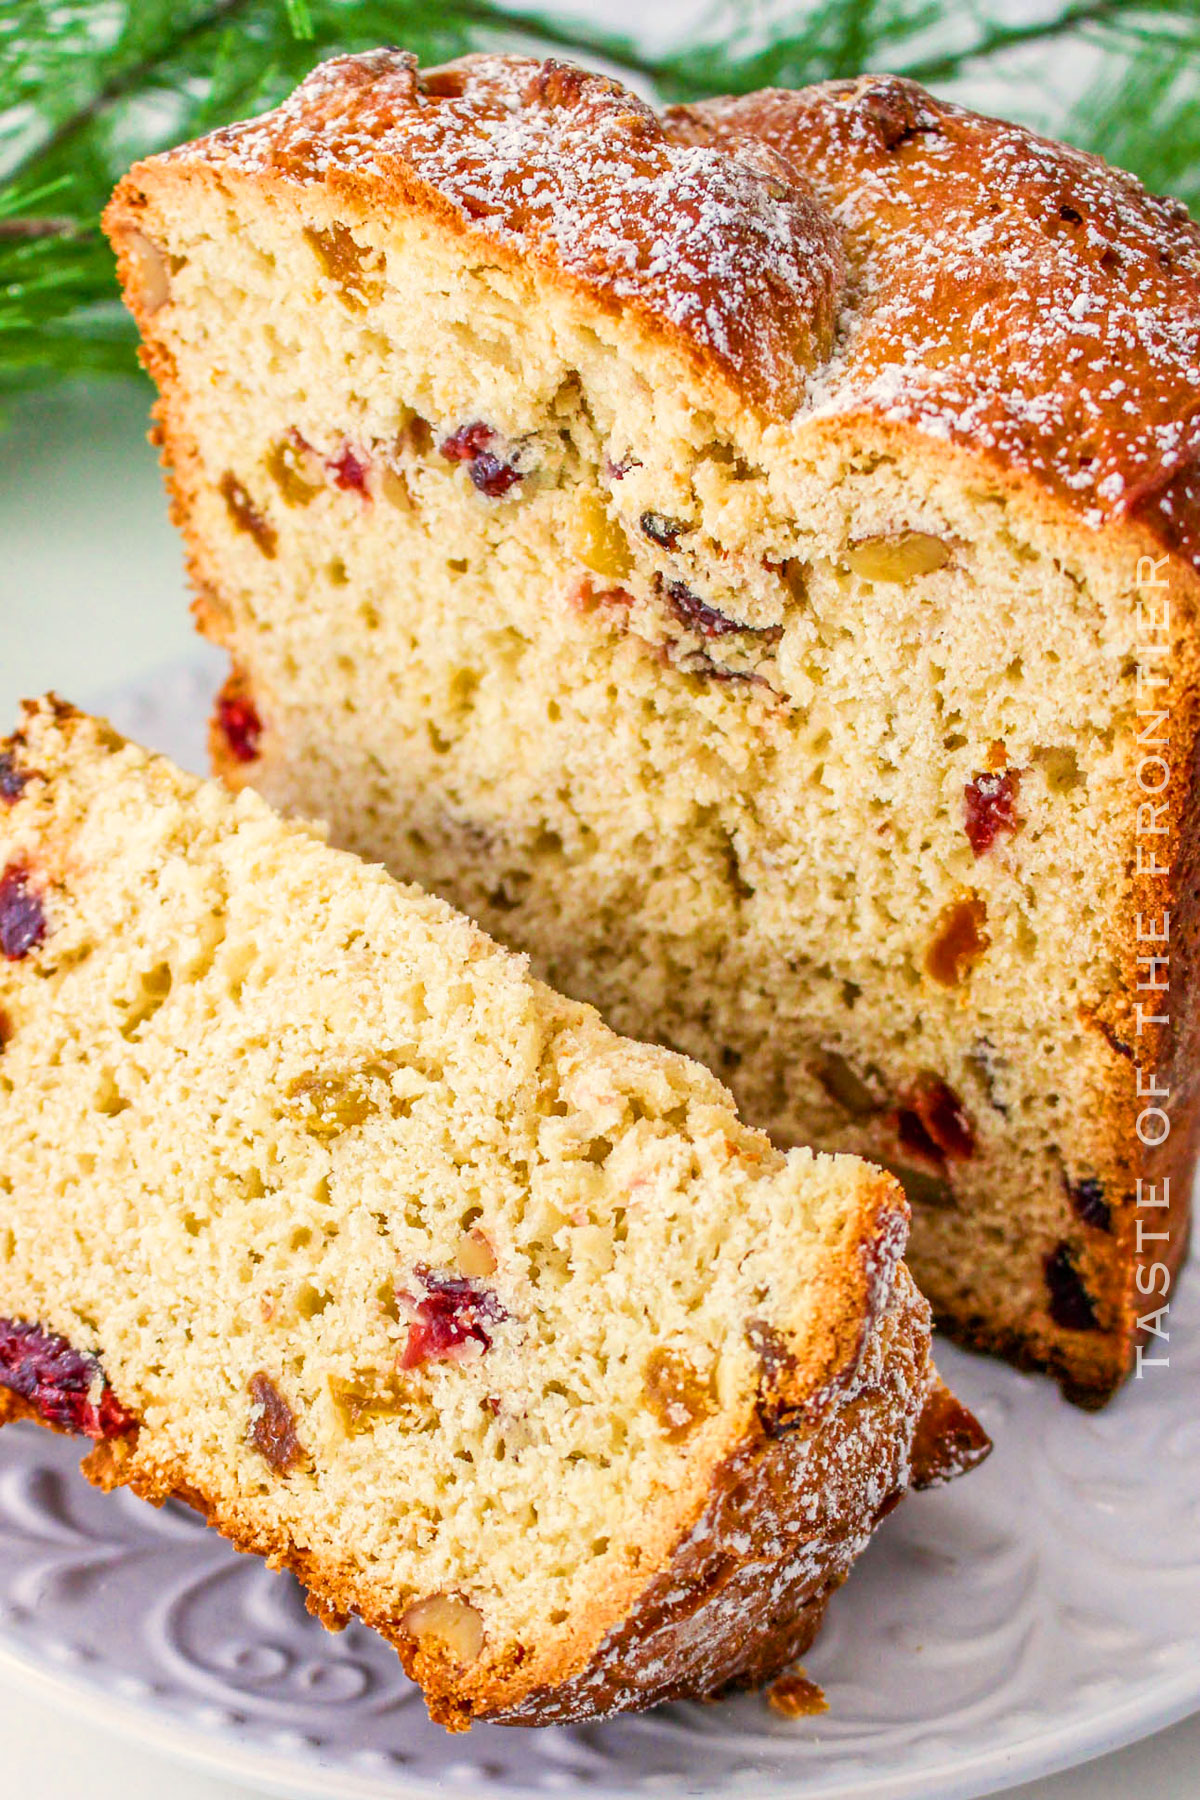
left=0, top=700, right=986, bottom=1729
left=103, top=53, right=1200, bottom=1403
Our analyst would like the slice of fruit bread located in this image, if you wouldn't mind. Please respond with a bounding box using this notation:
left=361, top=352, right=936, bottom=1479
left=0, top=699, right=986, bottom=1730
left=103, top=51, right=1200, bottom=1405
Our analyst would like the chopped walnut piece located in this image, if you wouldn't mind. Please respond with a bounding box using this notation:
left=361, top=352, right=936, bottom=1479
left=402, top=1593, right=484, bottom=1663
left=247, top=1372, right=305, bottom=1471
left=642, top=1348, right=714, bottom=1443
left=844, top=531, right=950, bottom=582
left=456, top=1228, right=498, bottom=1279
left=121, top=228, right=171, bottom=313
left=767, top=1669, right=828, bottom=1718
left=925, top=892, right=989, bottom=987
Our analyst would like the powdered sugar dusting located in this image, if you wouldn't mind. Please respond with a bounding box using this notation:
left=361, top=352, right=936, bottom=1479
left=172, top=50, right=844, bottom=411
left=669, top=77, right=1200, bottom=561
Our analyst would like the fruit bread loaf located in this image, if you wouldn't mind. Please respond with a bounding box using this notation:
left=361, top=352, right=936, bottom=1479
left=0, top=699, right=986, bottom=1730
left=103, top=53, right=1200, bottom=1403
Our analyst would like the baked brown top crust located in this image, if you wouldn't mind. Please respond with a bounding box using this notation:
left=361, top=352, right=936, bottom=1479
left=137, top=52, right=1200, bottom=567
left=665, top=77, right=1200, bottom=569
left=157, top=49, right=844, bottom=412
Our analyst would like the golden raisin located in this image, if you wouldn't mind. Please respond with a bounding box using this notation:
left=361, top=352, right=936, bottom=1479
left=844, top=531, right=950, bottom=582
left=643, top=1348, right=714, bottom=1442
left=220, top=473, right=277, bottom=558
left=925, top=892, right=989, bottom=987
left=285, top=1068, right=385, bottom=1139
left=304, top=223, right=381, bottom=308
left=247, top=1372, right=304, bottom=1472
left=266, top=433, right=324, bottom=507
left=121, top=229, right=171, bottom=313
left=571, top=493, right=632, bottom=579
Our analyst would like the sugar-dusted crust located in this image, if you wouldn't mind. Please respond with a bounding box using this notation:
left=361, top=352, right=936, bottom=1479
left=107, top=50, right=843, bottom=416
left=664, top=75, right=1200, bottom=570
left=2, top=1258, right=981, bottom=1729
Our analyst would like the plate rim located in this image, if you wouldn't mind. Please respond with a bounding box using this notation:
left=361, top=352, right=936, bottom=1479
left=0, top=1610, right=1197, bottom=1800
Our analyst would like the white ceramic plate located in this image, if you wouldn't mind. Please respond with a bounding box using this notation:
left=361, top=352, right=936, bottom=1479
left=1, top=658, right=1197, bottom=1800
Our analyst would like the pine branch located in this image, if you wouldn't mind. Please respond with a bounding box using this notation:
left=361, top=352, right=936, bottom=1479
left=1, top=0, right=1198, bottom=402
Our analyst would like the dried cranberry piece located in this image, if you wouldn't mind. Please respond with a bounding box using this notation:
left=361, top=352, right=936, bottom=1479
left=964, top=770, right=1021, bottom=856
left=0, top=864, right=46, bottom=961
left=438, top=423, right=522, bottom=498
left=329, top=445, right=369, bottom=493
left=0, top=1317, right=137, bottom=1439
left=469, top=452, right=522, bottom=498
left=247, top=1371, right=305, bottom=1471
left=896, top=1075, right=975, bottom=1165
left=440, top=422, right=494, bottom=463
left=399, top=1265, right=506, bottom=1369
left=1066, top=1175, right=1112, bottom=1233
left=640, top=511, right=689, bottom=549
left=0, top=751, right=30, bottom=802
left=216, top=691, right=262, bottom=764
left=1044, top=1244, right=1101, bottom=1331
left=666, top=579, right=744, bottom=637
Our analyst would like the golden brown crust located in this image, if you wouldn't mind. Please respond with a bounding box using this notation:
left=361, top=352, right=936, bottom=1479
left=664, top=75, right=1200, bottom=573
left=1, top=1263, right=985, bottom=1729
left=105, top=50, right=844, bottom=415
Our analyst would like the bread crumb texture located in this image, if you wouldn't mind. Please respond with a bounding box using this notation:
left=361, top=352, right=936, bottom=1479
left=0, top=701, right=979, bottom=1727
left=101, top=53, right=1200, bottom=1404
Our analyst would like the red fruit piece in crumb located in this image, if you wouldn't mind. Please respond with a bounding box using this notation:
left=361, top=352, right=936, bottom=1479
left=0, top=863, right=46, bottom=960
left=399, top=1265, right=506, bottom=1369
left=328, top=445, right=370, bottom=493
left=217, top=692, right=262, bottom=764
left=0, top=1316, right=137, bottom=1439
left=247, top=1371, right=305, bottom=1471
left=964, top=770, right=1021, bottom=856
left=438, top=423, right=523, bottom=498
left=0, top=751, right=31, bottom=802
left=1044, top=1244, right=1101, bottom=1332
left=897, top=1075, right=976, bottom=1165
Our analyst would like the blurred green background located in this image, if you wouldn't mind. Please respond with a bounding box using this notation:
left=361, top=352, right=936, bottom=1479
left=2, top=0, right=1199, bottom=721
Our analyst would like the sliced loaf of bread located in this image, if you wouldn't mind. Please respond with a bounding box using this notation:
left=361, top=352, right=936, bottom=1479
left=102, top=52, right=1200, bottom=1404
left=0, top=699, right=984, bottom=1729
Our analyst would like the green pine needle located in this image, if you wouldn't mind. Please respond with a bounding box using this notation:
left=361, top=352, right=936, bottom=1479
left=1, top=0, right=1198, bottom=399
